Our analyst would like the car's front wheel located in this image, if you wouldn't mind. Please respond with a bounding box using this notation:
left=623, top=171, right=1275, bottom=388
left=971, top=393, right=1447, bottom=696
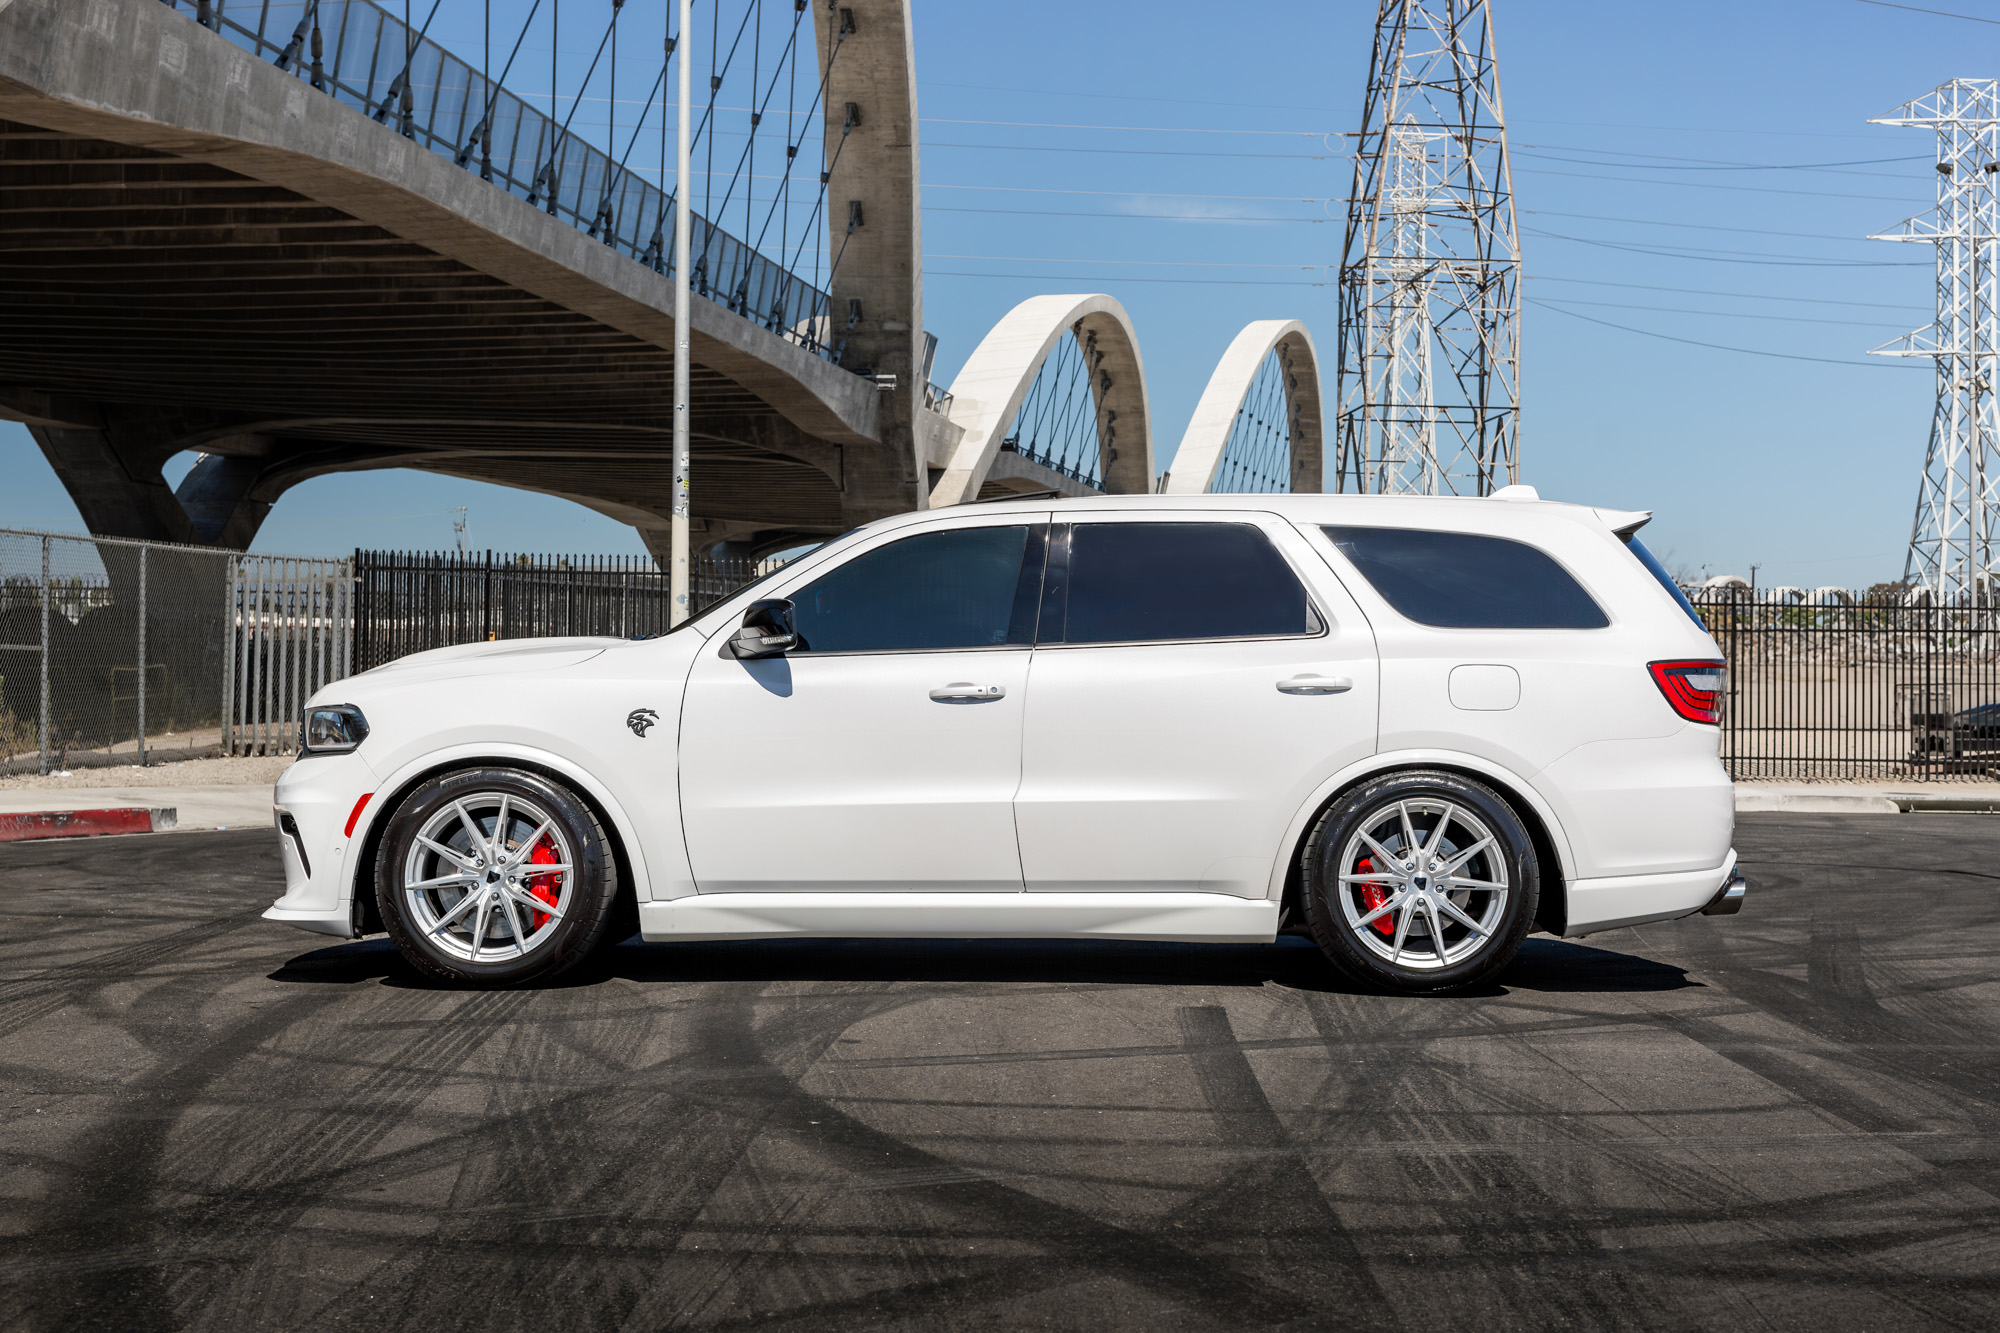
left=1300, top=770, right=1539, bottom=993
left=375, top=767, right=619, bottom=986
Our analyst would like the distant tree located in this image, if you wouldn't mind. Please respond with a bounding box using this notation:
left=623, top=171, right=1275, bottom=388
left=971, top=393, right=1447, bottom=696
left=1649, top=548, right=1702, bottom=587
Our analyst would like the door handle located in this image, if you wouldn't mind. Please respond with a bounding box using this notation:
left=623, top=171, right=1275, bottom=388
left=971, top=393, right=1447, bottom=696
left=929, top=682, right=1006, bottom=702
left=1277, top=674, right=1353, bottom=695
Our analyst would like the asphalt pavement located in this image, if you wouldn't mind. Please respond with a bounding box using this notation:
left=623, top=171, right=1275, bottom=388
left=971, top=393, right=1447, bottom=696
left=2, top=815, right=1997, bottom=1331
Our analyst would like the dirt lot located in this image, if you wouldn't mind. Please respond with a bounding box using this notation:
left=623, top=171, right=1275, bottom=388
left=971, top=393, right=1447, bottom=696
left=1, top=815, right=1996, bottom=1330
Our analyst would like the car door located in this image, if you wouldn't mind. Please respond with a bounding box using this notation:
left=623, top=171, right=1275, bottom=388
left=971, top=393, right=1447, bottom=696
left=1013, top=511, right=1379, bottom=897
left=679, top=514, right=1048, bottom=893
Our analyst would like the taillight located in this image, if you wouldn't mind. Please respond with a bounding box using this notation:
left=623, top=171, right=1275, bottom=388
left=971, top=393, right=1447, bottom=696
left=1649, top=660, right=1727, bottom=724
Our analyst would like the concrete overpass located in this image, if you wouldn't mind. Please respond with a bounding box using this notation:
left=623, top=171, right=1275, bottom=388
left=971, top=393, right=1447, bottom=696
left=0, top=0, right=1329, bottom=558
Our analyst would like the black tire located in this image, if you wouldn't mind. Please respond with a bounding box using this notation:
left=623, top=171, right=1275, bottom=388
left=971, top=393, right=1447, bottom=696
left=1300, top=769, right=1538, bottom=994
left=375, top=767, right=620, bottom=986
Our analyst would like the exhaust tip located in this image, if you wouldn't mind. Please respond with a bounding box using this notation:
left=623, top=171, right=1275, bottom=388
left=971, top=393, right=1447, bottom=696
left=1701, top=873, right=1747, bottom=917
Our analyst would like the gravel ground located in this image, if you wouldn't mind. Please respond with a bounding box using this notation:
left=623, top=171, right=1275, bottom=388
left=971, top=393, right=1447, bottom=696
left=0, top=754, right=291, bottom=791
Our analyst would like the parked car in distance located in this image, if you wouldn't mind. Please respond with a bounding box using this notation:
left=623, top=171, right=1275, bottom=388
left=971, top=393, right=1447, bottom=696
left=265, top=489, right=1745, bottom=994
left=1952, top=701, right=2000, bottom=739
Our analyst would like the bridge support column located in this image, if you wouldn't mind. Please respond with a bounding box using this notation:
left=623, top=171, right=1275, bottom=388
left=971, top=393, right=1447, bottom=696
left=26, top=419, right=274, bottom=549
left=822, top=0, right=926, bottom=527
left=29, top=424, right=193, bottom=545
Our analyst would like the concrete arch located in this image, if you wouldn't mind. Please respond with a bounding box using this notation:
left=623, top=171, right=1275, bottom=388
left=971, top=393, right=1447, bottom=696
left=928, top=294, right=1153, bottom=507
left=1161, top=320, right=1323, bottom=495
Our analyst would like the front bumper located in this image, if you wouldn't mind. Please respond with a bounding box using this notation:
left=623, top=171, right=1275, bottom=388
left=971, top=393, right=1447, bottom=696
left=262, top=749, right=379, bottom=938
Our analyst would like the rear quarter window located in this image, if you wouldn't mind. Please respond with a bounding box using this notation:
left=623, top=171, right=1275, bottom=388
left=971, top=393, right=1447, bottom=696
left=1321, top=525, right=1609, bottom=630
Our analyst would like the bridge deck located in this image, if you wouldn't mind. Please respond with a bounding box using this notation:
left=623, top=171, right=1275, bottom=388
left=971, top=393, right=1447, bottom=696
left=0, top=0, right=893, bottom=556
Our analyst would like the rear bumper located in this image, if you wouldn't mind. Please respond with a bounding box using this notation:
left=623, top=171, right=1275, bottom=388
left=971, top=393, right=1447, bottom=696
left=1563, top=849, right=1739, bottom=937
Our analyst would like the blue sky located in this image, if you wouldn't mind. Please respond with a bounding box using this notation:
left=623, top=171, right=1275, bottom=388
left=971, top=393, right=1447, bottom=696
left=1, top=0, right=1989, bottom=585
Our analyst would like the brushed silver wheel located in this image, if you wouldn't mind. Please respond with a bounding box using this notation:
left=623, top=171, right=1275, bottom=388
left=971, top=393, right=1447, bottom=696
left=399, top=791, right=576, bottom=965
left=1336, top=797, right=1510, bottom=972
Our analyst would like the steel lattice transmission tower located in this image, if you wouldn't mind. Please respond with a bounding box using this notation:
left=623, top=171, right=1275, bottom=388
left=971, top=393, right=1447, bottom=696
left=1334, top=0, right=1522, bottom=496
left=1871, top=79, right=2000, bottom=605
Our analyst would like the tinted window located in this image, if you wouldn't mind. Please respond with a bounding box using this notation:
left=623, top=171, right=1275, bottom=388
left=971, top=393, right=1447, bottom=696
left=1622, top=534, right=1706, bottom=628
left=790, top=525, right=1037, bottom=653
left=1322, top=526, right=1608, bottom=630
left=1055, top=522, right=1314, bottom=644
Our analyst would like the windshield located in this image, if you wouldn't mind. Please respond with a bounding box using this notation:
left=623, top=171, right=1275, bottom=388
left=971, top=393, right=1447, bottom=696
left=632, top=543, right=827, bottom=640
left=1621, top=534, right=1705, bottom=628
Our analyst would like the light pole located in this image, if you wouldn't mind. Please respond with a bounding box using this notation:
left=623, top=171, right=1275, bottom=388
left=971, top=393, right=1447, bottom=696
left=669, top=0, right=693, bottom=623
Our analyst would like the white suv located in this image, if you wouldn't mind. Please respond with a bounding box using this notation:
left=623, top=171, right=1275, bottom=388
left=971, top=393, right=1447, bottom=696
left=265, top=491, right=1743, bottom=993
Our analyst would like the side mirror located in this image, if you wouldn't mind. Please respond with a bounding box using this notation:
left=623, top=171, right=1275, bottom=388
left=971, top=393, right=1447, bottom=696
left=726, top=599, right=799, bottom=659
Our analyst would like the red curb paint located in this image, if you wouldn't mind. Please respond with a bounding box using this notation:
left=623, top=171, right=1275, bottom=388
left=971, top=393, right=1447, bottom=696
left=0, top=808, right=163, bottom=842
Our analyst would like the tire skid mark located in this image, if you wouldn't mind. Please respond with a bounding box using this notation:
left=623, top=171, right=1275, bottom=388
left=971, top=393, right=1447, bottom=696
left=628, top=984, right=1334, bottom=1329
left=0, top=911, right=274, bottom=1041
left=612, top=982, right=937, bottom=1330
left=1170, top=1004, right=1396, bottom=1325
left=354, top=986, right=666, bottom=1333
left=9, top=990, right=337, bottom=1333
left=169, top=990, right=542, bottom=1329
left=1299, top=993, right=1668, bottom=1328
left=1423, top=1011, right=1985, bottom=1326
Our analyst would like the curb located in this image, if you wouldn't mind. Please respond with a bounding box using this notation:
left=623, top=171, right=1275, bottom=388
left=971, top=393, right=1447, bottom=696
left=0, top=807, right=178, bottom=842
left=1735, top=789, right=2000, bottom=815
left=1734, top=792, right=1900, bottom=814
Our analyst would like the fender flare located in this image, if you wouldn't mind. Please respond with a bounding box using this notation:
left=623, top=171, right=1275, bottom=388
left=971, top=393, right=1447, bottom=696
left=1263, top=749, right=1579, bottom=902
left=343, top=742, right=662, bottom=918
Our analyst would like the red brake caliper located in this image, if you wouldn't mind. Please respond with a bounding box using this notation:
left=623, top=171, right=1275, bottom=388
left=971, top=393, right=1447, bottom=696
left=1356, top=855, right=1395, bottom=937
left=525, top=835, right=563, bottom=931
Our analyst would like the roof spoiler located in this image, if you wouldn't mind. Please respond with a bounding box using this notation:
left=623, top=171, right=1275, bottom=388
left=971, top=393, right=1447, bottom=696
left=1597, top=508, right=1653, bottom=538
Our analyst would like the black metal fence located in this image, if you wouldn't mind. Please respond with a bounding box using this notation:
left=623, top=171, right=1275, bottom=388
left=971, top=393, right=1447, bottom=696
left=1691, top=589, right=2000, bottom=782
left=351, top=550, right=783, bottom=671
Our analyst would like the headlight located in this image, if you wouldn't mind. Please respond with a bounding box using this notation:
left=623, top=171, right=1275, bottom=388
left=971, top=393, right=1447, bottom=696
left=301, top=704, right=370, bottom=754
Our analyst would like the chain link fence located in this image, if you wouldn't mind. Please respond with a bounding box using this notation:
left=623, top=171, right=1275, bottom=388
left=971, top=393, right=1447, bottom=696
left=0, top=529, right=241, bottom=775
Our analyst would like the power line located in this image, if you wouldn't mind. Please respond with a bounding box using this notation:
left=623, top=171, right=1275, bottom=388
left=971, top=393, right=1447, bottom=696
left=1514, top=165, right=1918, bottom=202
left=1524, top=226, right=1928, bottom=266
left=1517, top=146, right=1921, bottom=180
left=927, top=252, right=1325, bottom=270
left=926, top=269, right=1329, bottom=287
left=925, top=183, right=1331, bottom=202
left=1526, top=209, right=1877, bottom=243
left=1533, top=295, right=1911, bottom=327
left=1526, top=273, right=1927, bottom=312
left=927, top=205, right=1322, bottom=223
left=1520, top=143, right=1927, bottom=172
left=925, top=140, right=1331, bottom=161
left=918, top=79, right=1337, bottom=116
left=922, top=116, right=1322, bottom=137
left=1855, top=0, right=2000, bottom=23
left=1527, top=298, right=1921, bottom=367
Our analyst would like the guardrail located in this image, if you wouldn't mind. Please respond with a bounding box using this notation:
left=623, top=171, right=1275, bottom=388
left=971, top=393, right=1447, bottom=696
left=165, top=0, right=837, bottom=359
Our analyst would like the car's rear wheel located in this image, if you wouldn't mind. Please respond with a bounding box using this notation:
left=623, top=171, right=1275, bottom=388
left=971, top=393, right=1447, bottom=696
left=375, top=767, right=618, bottom=986
left=1301, top=770, right=1539, bottom=993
